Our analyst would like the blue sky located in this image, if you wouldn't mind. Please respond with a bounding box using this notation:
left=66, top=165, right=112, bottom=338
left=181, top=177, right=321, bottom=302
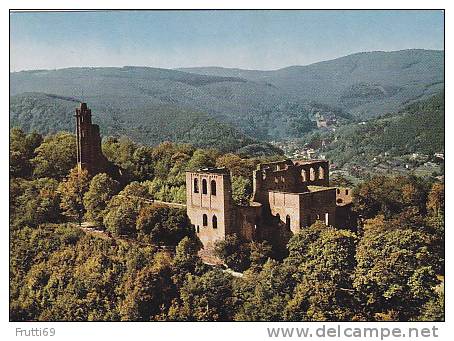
left=10, top=10, right=444, bottom=71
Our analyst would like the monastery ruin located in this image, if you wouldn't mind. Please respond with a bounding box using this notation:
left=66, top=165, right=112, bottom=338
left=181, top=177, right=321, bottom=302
left=74, top=102, right=355, bottom=249
left=186, top=160, right=355, bottom=248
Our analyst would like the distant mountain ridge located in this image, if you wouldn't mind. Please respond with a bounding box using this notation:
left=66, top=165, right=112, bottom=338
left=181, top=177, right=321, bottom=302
left=10, top=64, right=344, bottom=141
left=178, top=49, right=444, bottom=116
left=9, top=92, right=286, bottom=156
left=10, top=49, right=444, bottom=149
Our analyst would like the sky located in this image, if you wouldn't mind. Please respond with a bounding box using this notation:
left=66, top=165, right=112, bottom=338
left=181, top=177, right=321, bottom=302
left=10, top=10, right=444, bottom=71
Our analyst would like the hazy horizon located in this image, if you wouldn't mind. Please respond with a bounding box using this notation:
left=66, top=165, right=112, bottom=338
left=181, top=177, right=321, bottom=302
left=11, top=10, right=444, bottom=72
left=10, top=47, right=444, bottom=73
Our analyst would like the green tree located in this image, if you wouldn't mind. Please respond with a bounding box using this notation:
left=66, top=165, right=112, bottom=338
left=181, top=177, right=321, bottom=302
left=102, top=136, right=137, bottom=178
left=10, top=128, right=43, bottom=178
left=58, top=167, right=90, bottom=225
left=231, top=176, right=252, bottom=206
left=103, top=195, right=141, bottom=236
left=31, top=132, right=76, bottom=179
left=283, top=222, right=358, bottom=321
left=119, top=252, right=176, bottom=321
left=426, top=182, right=444, bottom=217
left=102, top=180, right=155, bottom=236
left=131, top=146, right=154, bottom=181
left=418, top=288, right=444, bottom=321
left=172, top=236, right=207, bottom=287
left=249, top=240, right=273, bottom=271
left=353, top=219, right=440, bottom=320
left=167, top=269, right=234, bottom=321
left=10, top=222, right=161, bottom=321
left=136, top=204, right=193, bottom=245
left=186, top=149, right=217, bottom=171
left=173, top=236, right=204, bottom=273
left=10, top=127, right=29, bottom=178
left=121, top=181, right=151, bottom=199
left=354, top=175, right=427, bottom=219
left=83, top=173, right=120, bottom=225
left=215, top=153, right=256, bottom=178
left=234, top=259, right=296, bottom=321
left=213, top=234, right=251, bottom=272
left=10, top=177, right=61, bottom=228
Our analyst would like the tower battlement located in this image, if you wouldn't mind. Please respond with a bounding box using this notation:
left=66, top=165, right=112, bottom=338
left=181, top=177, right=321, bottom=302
left=74, top=103, right=108, bottom=175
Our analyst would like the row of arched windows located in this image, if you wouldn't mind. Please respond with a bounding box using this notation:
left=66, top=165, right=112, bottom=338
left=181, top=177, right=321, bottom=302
left=201, top=214, right=217, bottom=229
left=276, top=213, right=330, bottom=229
left=193, top=178, right=217, bottom=195
left=301, top=166, right=325, bottom=182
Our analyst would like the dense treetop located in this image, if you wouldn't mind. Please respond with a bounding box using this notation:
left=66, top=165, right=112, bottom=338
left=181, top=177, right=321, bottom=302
left=9, top=124, right=444, bottom=322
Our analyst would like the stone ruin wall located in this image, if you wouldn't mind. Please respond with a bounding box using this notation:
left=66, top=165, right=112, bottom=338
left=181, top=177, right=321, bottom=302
left=186, top=171, right=235, bottom=248
left=300, top=188, right=337, bottom=228
left=335, top=187, right=353, bottom=205
left=186, top=159, right=353, bottom=249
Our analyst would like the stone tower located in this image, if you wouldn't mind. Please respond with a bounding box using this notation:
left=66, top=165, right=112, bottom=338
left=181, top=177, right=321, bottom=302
left=74, top=103, right=105, bottom=175
left=186, top=168, right=235, bottom=247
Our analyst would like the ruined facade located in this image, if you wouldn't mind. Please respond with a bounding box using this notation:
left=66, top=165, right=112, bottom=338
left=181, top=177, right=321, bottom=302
left=186, top=159, right=354, bottom=248
left=74, top=103, right=110, bottom=175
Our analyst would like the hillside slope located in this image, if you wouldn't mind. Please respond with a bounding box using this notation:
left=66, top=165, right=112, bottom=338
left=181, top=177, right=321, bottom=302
left=11, top=66, right=340, bottom=140
left=299, top=92, right=444, bottom=167
left=180, top=49, right=444, bottom=117
left=10, top=92, right=282, bottom=155
left=10, top=49, right=444, bottom=145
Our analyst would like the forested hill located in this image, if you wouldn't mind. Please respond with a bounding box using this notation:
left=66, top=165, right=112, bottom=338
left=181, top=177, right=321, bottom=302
left=10, top=123, right=444, bottom=322
left=300, top=91, right=444, bottom=167
left=10, top=66, right=341, bottom=141
left=179, top=49, right=444, bottom=117
left=10, top=49, right=443, bottom=144
left=9, top=92, right=282, bottom=155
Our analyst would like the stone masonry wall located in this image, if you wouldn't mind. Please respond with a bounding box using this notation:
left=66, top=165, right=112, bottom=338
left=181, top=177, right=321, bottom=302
left=186, top=170, right=234, bottom=247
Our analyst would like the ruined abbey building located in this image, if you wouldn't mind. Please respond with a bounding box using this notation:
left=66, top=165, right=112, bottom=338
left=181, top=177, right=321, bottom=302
left=74, top=102, right=355, bottom=249
left=186, top=159, right=355, bottom=248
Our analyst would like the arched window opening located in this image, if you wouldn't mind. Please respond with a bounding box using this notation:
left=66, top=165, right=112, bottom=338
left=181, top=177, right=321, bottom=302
left=202, top=179, right=207, bottom=194
left=202, top=214, right=208, bottom=226
left=336, top=188, right=340, bottom=194
left=310, top=167, right=316, bottom=181
left=196, top=225, right=200, bottom=233
left=194, top=178, right=199, bottom=193
left=346, top=189, right=349, bottom=195
left=285, top=215, right=291, bottom=229
left=212, top=215, right=218, bottom=229
left=211, top=180, right=217, bottom=196
left=301, top=169, right=307, bottom=182
left=318, top=166, right=325, bottom=180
